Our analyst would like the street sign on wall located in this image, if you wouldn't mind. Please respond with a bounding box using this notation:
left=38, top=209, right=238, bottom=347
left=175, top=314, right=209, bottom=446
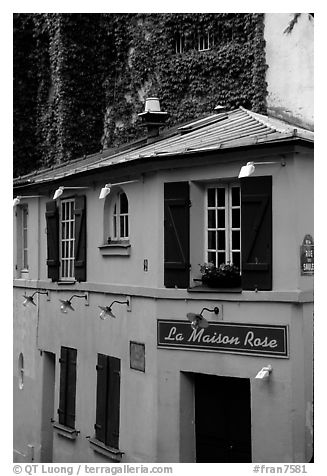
left=157, top=320, right=289, bottom=358
left=300, top=234, right=314, bottom=275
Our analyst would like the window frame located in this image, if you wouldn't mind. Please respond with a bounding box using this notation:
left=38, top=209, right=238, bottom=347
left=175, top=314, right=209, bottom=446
left=21, top=205, right=28, bottom=271
left=59, top=198, right=75, bottom=280
left=175, top=33, right=185, bottom=54
left=198, top=32, right=213, bottom=52
left=16, top=204, right=29, bottom=277
left=112, top=191, right=129, bottom=241
left=204, top=182, right=241, bottom=270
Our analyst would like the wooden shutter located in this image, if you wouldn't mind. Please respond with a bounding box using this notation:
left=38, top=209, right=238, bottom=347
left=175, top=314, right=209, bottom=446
left=58, top=347, right=68, bottom=426
left=164, top=182, right=190, bottom=288
left=65, top=348, right=77, bottom=429
left=95, top=354, right=109, bottom=444
left=58, top=347, right=77, bottom=428
left=107, top=356, right=121, bottom=449
left=45, top=201, right=59, bottom=281
left=74, top=195, right=87, bottom=282
left=241, top=176, right=272, bottom=290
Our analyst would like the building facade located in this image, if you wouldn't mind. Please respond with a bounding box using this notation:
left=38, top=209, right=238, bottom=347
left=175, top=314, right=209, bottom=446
left=13, top=105, right=314, bottom=463
left=13, top=13, right=314, bottom=464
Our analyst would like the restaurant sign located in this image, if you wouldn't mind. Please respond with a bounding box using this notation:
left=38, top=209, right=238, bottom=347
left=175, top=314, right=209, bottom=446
left=157, top=320, right=289, bottom=358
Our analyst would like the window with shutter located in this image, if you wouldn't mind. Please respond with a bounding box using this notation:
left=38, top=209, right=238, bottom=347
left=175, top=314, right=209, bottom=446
left=58, top=347, right=77, bottom=429
left=164, top=182, right=190, bottom=288
left=16, top=204, right=29, bottom=277
left=95, top=354, right=121, bottom=449
left=46, top=195, right=86, bottom=282
left=240, top=176, right=272, bottom=291
left=195, top=176, right=272, bottom=291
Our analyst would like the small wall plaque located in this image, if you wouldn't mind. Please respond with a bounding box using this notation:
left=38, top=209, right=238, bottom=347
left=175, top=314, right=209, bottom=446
left=300, top=234, right=314, bottom=275
left=130, top=341, right=145, bottom=372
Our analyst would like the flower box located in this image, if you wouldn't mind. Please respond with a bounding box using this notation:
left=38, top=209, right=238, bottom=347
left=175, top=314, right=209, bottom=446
left=200, top=262, right=241, bottom=289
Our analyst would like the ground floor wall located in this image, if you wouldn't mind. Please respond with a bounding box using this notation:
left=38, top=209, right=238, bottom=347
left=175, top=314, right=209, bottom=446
left=13, top=283, right=313, bottom=463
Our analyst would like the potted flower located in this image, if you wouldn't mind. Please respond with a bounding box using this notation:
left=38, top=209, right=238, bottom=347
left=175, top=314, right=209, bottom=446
left=199, top=262, right=241, bottom=288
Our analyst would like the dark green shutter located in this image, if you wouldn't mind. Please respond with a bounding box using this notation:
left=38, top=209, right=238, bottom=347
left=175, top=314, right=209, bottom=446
left=74, top=195, right=86, bottom=282
left=65, top=348, right=77, bottom=429
left=45, top=201, right=59, bottom=282
left=58, top=347, right=68, bottom=426
left=241, top=176, right=272, bottom=290
left=107, top=356, right=121, bottom=449
left=164, top=182, right=190, bottom=288
left=95, top=354, right=108, bottom=444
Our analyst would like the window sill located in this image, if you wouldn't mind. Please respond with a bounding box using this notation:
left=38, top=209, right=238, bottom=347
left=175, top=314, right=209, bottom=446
left=89, top=438, right=124, bottom=461
left=52, top=422, right=79, bottom=440
left=188, top=284, right=242, bottom=293
left=57, top=280, right=76, bottom=285
left=98, top=243, right=131, bottom=257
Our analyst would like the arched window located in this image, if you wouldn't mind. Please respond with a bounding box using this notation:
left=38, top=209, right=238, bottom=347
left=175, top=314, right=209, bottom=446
left=112, top=192, right=129, bottom=240
left=103, top=189, right=129, bottom=244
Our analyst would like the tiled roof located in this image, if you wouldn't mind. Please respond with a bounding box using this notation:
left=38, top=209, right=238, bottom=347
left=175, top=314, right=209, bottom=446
left=14, top=107, right=314, bottom=186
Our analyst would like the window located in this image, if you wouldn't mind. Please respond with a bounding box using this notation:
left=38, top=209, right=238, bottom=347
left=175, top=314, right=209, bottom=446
left=16, top=204, right=28, bottom=276
left=164, top=177, right=272, bottom=291
left=95, top=354, right=121, bottom=449
left=206, top=184, right=241, bottom=269
left=175, top=34, right=185, bottom=54
left=58, top=347, right=77, bottom=429
left=22, top=206, right=28, bottom=270
left=45, top=196, right=86, bottom=282
left=112, top=192, right=129, bottom=241
left=198, top=32, right=213, bottom=51
left=60, top=199, right=75, bottom=279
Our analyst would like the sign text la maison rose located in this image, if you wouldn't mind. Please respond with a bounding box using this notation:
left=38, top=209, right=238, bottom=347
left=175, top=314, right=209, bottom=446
left=157, top=320, right=289, bottom=358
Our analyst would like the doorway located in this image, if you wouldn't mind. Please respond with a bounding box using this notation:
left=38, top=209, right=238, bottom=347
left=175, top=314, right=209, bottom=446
left=40, top=351, right=56, bottom=462
left=194, top=373, right=252, bottom=463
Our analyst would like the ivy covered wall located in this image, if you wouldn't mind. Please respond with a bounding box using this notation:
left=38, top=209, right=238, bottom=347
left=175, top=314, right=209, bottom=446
left=13, top=13, right=267, bottom=177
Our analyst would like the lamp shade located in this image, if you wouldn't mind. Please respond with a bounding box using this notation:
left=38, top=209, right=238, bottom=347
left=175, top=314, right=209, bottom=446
left=22, top=294, right=36, bottom=307
left=187, top=312, right=208, bottom=330
left=60, top=299, right=74, bottom=313
left=99, top=184, right=111, bottom=199
left=99, top=305, right=116, bottom=319
left=53, top=187, right=64, bottom=200
left=238, top=162, right=255, bottom=178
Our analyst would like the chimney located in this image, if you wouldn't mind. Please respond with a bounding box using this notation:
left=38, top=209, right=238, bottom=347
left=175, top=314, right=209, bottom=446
left=138, top=97, right=168, bottom=141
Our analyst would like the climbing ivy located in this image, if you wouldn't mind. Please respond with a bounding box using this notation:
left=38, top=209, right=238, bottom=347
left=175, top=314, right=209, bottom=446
left=13, top=13, right=267, bottom=177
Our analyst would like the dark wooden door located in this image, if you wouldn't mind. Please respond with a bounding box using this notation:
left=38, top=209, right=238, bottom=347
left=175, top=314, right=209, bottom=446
left=195, top=373, right=252, bottom=462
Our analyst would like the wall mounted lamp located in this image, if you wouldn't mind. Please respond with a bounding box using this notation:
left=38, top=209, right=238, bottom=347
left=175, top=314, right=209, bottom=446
left=186, top=307, right=219, bottom=330
left=255, top=365, right=273, bottom=380
left=99, top=180, right=139, bottom=199
left=98, top=299, right=130, bottom=319
left=60, top=294, right=88, bottom=313
left=53, top=186, right=89, bottom=200
left=22, top=290, right=49, bottom=307
left=13, top=195, right=44, bottom=207
left=238, top=160, right=286, bottom=178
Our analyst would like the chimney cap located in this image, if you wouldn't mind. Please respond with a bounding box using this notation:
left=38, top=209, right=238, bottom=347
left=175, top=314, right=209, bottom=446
left=138, top=97, right=168, bottom=125
left=145, top=97, right=161, bottom=112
